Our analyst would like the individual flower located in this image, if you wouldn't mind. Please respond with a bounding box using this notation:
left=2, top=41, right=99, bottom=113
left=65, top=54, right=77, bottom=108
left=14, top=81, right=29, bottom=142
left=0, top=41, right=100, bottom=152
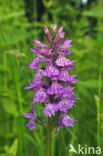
left=59, top=69, right=78, bottom=84
left=58, top=26, right=63, bottom=35
left=58, top=98, right=75, bottom=113
left=30, top=47, right=39, bottom=55
left=68, top=74, right=78, bottom=84
left=56, top=32, right=65, bottom=48
left=59, top=69, right=70, bottom=82
left=28, top=57, right=40, bottom=70
left=62, top=115, right=75, bottom=127
left=25, top=70, right=43, bottom=90
left=43, top=64, right=59, bottom=78
left=43, top=103, right=58, bottom=117
left=61, top=86, right=75, bottom=99
left=47, top=81, right=64, bottom=96
left=58, top=114, right=76, bottom=131
left=61, top=40, right=72, bottom=49
left=33, top=88, right=48, bottom=104
left=39, top=48, right=52, bottom=56
left=33, top=40, right=49, bottom=48
left=24, top=104, right=37, bottom=130
left=55, top=53, right=72, bottom=67
left=43, top=26, right=52, bottom=43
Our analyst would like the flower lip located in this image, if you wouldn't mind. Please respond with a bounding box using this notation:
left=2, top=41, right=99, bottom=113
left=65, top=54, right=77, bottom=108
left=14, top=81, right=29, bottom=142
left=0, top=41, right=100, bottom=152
left=58, top=98, right=75, bottom=113
left=47, top=81, right=64, bottom=96
left=33, top=88, right=48, bottom=104
left=43, top=103, right=58, bottom=117
left=26, top=120, right=36, bottom=130
left=56, top=55, right=72, bottom=67
left=58, top=114, right=76, bottom=131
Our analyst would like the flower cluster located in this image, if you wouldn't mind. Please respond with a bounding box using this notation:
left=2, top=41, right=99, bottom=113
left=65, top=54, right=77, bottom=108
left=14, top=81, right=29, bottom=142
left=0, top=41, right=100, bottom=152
left=24, top=24, right=78, bottom=131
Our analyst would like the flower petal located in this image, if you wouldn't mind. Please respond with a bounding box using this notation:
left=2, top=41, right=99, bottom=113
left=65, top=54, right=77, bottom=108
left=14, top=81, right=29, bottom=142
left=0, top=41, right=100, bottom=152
left=26, top=120, right=36, bottom=130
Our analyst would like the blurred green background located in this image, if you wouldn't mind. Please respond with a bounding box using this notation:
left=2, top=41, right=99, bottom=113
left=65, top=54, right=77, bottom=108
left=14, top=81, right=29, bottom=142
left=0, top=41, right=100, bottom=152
left=0, top=0, right=103, bottom=156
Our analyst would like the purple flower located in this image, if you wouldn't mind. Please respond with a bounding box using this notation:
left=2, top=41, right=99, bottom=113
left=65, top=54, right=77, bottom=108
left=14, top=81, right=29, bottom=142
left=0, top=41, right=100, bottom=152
left=59, top=69, right=70, bottom=82
left=56, top=32, right=65, bottom=48
left=31, top=48, right=52, bottom=56
left=43, top=64, right=59, bottom=78
left=68, top=74, right=78, bottom=84
left=59, top=69, right=78, bottom=84
left=43, top=26, right=52, bottom=43
left=56, top=54, right=72, bottom=67
left=47, top=81, right=64, bottom=96
left=43, top=103, right=58, bottom=117
left=33, top=40, right=49, bottom=48
left=58, top=26, right=63, bottom=35
left=62, top=115, right=75, bottom=127
left=31, top=47, right=39, bottom=55
left=58, top=114, right=76, bottom=131
left=24, top=105, right=37, bottom=130
left=64, top=50, right=72, bottom=56
left=40, top=48, right=52, bottom=56
left=58, top=98, right=75, bottom=113
left=24, top=24, right=78, bottom=131
left=61, top=40, right=72, bottom=49
left=26, top=120, right=36, bottom=130
left=28, top=57, right=40, bottom=70
left=61, top=86, right=75, bottom=99
left=25, top=71, right=43, bottom=90
left=33, top=88, right=48, bottom=104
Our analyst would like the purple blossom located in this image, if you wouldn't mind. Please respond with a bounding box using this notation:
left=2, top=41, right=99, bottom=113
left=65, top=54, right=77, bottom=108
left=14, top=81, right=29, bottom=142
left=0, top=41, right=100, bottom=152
left=43, top=26, right=52, bottom=43
left=58, top=26, right=63, bottom=35
left=43, top=103, right=58, bottom=117
left=59, top=69, right=70, bottom=82
left=47, top=81, right=64, bottom=96
left=58, top=98, right=75, bottom=113
left=24, top=105, right=37, bottom=130
left=56, top=32, right=65, bottom=48
left=39, top=48, right=52, bottom=56
left=33, top=40, right=49, bottom=48
left=25, top=71, right=43, bottom=90
left=59, top=69, right=78, bottom=84
left=58, top=114, right=76, bottom=131
left=31, top=47, right=39, bottom=55
left=33, top=88, right=48, bottom=104
left=28, top=57, right=40, bottom=70
left=26, top=120, right=36, bottom=130
left=24, top=24, right=78, bottom=131
left=61, top=40, right=72, bottom=49
left=56, top=54, right=72, bottom=67
left=62, top=115, right=75, bottom=127
left=43, top=64, right=59, bottom=78
left=61, top=86, right=75, bottom=99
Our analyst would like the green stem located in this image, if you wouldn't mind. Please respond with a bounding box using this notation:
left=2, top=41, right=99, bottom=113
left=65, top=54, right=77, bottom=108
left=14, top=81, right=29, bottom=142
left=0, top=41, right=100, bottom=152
left=46, top=117, right=52, bottom=156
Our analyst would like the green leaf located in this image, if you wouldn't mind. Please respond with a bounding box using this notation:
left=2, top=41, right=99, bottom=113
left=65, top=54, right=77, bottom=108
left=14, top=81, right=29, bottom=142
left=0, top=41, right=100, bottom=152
left=2, top=98, right=18, bottom=117
left=43, top=0, right=53, bottom=9
left=78, top=80, right=103, bottom=88
left=0, top=154, right=14, bottom=156
left=0, top=11, right=25, bottom=22
left=83, top=8, right=103, bottom=18
left=5, top=139, right=18, bottom=156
